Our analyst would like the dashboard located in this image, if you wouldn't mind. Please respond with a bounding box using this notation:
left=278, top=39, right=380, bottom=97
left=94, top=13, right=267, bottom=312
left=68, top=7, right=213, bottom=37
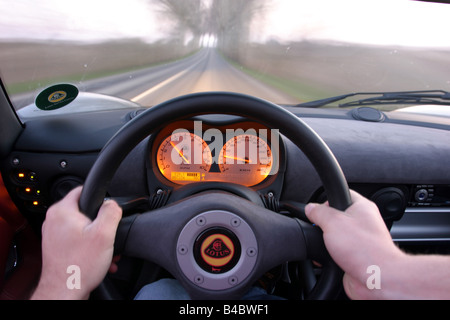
left=148, top=118, right=285, bottom=190
left=2, top=91, right=450, bottom=301
left=3, top=105, right=450, bottom=249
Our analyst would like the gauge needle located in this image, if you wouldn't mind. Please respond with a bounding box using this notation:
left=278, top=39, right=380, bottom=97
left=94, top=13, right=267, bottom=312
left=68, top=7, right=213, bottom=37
left=170, top=141, right=190, bottom=164
left=223, top=155, right=251, bottom=163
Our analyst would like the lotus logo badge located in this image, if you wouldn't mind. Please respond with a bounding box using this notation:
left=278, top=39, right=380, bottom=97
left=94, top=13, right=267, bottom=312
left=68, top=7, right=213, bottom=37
left=194, top=228, right=241, bottom=274
left=48, top=91, right=67, bottom=103
left=201, top=234, right=234, bottom=268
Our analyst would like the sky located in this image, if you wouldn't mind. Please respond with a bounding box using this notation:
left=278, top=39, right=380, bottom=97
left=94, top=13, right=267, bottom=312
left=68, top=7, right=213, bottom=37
left=251, top=0, right=450, bottom=47
left=0, top=0, right=169, bottom=43
left=1, top=0, right=450, bottom=47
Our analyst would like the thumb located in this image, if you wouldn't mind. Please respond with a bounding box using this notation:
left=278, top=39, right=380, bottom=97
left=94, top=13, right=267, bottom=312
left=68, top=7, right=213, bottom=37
left=305, top=202, right=337, bottom=231
left=90, top=200, right=122, bottom=239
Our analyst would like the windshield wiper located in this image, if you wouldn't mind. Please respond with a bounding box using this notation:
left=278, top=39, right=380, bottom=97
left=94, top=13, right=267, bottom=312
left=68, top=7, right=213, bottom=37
left=296, top=90, right=450, bottom=108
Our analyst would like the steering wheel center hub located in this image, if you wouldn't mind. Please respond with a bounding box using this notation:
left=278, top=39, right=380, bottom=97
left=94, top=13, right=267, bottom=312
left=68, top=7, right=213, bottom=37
left=194, top=227, right=241, bottom=274
left=176, top=210, right=258, bottom=291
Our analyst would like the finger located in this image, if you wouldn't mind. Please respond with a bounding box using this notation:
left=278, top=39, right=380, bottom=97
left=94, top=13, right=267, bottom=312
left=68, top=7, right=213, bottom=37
left=109, top=262, right=119, bottom=274
left=304, top=202, right=318, bottom=218
left=91, top=199, right=123, bottom=236
left=346, top=190, right=380, bottom=217
left=347, top=190, right=367, bottom=205
left=44, top=186, right=87, bottom=225
left=58, top=186, right=83, bottom=208
left=108, top=255, right=121, bottom=274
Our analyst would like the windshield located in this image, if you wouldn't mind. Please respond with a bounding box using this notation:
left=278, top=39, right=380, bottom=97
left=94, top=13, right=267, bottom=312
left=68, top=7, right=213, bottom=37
left=1, top=0, right=450, bottom=116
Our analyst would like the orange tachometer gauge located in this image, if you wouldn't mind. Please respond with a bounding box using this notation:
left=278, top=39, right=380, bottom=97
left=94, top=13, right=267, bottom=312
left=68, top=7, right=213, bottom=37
left=218, top=134, right=273, bottom=186
left=157, top=131, right=212, bottom=184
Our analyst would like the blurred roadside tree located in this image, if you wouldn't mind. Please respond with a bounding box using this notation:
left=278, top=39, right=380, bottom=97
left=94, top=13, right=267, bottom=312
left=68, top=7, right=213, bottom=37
left=152, top=0, right=268, bottom=60
left=209, top=0, right=266, bottom=60
left=152, top=0, right=206, bottom=47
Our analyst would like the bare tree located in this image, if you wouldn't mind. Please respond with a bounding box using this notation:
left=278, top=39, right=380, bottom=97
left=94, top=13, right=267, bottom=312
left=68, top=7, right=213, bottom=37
left=152, top=0, right=206, bottom=45
left=209, top=0, right=267, bottom=60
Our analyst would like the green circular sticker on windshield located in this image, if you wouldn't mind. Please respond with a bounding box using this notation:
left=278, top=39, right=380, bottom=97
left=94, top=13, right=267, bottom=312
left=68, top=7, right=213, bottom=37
left=35, top=84, right=79, bottom=111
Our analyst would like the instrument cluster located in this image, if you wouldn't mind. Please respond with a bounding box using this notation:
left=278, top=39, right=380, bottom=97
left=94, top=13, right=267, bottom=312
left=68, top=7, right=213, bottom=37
left=150, top=120, right=281, bottom=187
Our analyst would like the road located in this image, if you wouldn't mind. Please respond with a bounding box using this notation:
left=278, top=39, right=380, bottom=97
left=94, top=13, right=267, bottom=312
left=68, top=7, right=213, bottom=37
left=85, top=48, right=298, bottom=107
left=12, top=48, right=298, bottom=110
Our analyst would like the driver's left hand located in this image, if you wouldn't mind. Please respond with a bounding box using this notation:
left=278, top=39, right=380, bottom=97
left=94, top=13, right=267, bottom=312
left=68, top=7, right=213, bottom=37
left=31, top=186, right=122, bottom=300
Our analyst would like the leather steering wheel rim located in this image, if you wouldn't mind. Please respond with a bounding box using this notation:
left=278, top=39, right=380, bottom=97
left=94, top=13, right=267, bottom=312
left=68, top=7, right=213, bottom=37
left=79, top=92, right=352, bottom=299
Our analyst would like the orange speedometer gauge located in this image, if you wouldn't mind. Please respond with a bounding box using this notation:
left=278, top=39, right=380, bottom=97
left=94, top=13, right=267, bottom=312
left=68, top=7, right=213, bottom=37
left=218, top=134, right=273, bottom=186
left=157, top=131, right=212, bottom=184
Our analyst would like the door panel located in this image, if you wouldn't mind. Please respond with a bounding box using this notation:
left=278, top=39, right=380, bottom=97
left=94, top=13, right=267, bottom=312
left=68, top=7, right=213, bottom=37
left=0, top=174, right=41, bottom=299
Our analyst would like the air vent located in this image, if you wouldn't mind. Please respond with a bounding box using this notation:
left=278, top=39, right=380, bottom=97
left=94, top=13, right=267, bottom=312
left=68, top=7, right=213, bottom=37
left=371, top=187, right=406, bottom=222
left=351, top=107, right=385, bottom=122
left=50, top=176, right=83, bottom=202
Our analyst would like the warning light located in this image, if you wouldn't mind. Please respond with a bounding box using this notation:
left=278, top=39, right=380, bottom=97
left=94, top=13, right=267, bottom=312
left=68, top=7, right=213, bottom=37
left=18, top=173, right=25, bottom=178
left=25, top=187, right=31, bottom=193
left=32, top=201, right=39, bottom=206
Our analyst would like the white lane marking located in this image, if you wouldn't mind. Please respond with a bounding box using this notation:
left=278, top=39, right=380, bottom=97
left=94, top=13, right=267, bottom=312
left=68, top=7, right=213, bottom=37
left=131, top=53, right=206, bottom=102
left=131, top=68, right=190, bottom=102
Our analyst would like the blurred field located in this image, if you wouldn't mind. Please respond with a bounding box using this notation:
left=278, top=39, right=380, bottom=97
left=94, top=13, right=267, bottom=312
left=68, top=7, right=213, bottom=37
left=233, top=41, right=450, bottom=102
left=0, top=39, right=197, bottom=94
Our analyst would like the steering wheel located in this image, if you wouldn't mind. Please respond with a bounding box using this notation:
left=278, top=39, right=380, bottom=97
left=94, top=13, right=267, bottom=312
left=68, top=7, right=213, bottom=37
left=79, top=92, right=352, bottom=300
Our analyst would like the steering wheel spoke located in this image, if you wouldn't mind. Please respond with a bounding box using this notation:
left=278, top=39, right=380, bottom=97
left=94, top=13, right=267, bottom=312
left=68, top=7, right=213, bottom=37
left=114, top=192, right=312, bottom=299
